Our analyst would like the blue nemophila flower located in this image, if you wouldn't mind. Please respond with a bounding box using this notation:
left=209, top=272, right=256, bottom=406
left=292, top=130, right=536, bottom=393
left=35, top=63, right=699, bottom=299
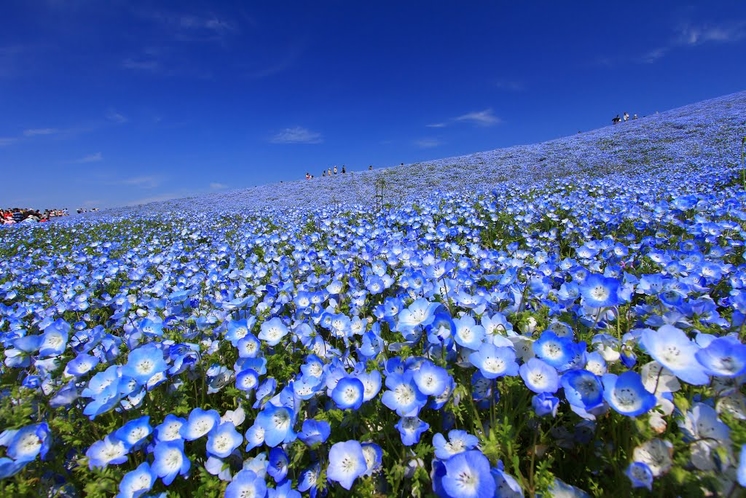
left=300, top=354, right=325, bottom=379
left=137, top=317, right=163, bottom=337
left=357, top=368, right=382, bottom=402
left=297, top=419, right=331, bottom=447
left=121, top=343, right=167, bottom=386
left=382, top=371, right=428, bottom=417
left=206, top=422, right=244, bottom=459
left=546, top=477, right=591, bottom=497
left=396, top=416, right=430, bottom=446
left=639, top=325, right=709, bottom=385
left=253, top=377, right=277, bottom=409
left=519, top=358, right=559, bottom=394
left=38, top=318, right=70, bottom=357
left=438, top=450, right=496, bottom=498
left=259, top=317, right=289, bottom=346
left=117, top=461, right=156, bottom=498
left=602, top=371, right=656, bottom=417
left=532, top=392, right=560, bottom=417
left=327, top=440, right=367, bottom=491
left=397, top=298, right=440, bottom=330
left=86, top=435, right=129, bottom=469
left=426, top=311, right=456, bottom=345
left=293, top=373, right=323, bottom=400
left=0, top=456, right=26, bottom=479
left=453, top=315, right=486, bottom=350
left=533, top=331, right=584, bottom=372
left=5, top=335, right=41, bottom=368
left=695, top=336, right=746, bottom=377
left=469, top=342, right=518, bottom=379
left=268, top=479, right=301, bottom=498
left=298, top=462, right=321, bottom=497
left=412, top=360, right=450, bottom=396
left=579, top=273, right=620, bottom=308
left=268, top=446, right=289, bottom=483
left=255, top=403, right=295, bottom=447
left=82, top=365, right=125, bottom=419
left=114, top=416, right=152, bottom=450
left=331, top=376, right=365, bottom=410
left=206, top=363, right=233, bottom=394
left=64, top=352, right=100, bottom=378
left=679, top=402, right=730, bottom=442
left=155, top=414, right=186, bottom=442
left=561, top=370, right=604, bottom=411
left=5, top=422, right=51, bottom=462
left=237, top=334, right=262, bottom=358
left=471, top=371, right=499, bottom=409
left=224, top=469, right=267, bottom=498
left=152, top=438, right=190, bottom=485
left=632, top=439, right=674, bottom=477
left=432, top=430, right=479, bottom=460
left=225, top=318, right=253, bottom=345
left=491, top=460, right=524, bottom=497
left=180, top=408, right=220, bottom=441
left=244, top=422, right=266, bottom=452
left=361, top=442, right=383, bottom=476
left=236, top=368, right=260, bottom=392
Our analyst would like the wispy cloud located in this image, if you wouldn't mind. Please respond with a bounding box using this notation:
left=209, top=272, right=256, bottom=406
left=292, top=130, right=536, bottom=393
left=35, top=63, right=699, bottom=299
left=23, top=128, right=59, bottom=137
left=72, top=152, right=103, bottom=163
left=123, top=192, right=185, bottom=206
left=495, top=79, right=524, bottom=92
left=122, top=58, right=160, bottom=71
left=178, top=15, right=234, bottom=35
left=0, top=137, right=17, bottom=147
left=640, top=20, right=746, bottom=63
left=210, top=182, right=229, bottom=190
left=455, top=109, right=501, bottom=127
left=139, top=9, right=237, bottom=43
left=414, top=138, right=442, bottom=149
left=121, top=175, right=162, bottom=189
left=106, top=110, right=128, bottom=124
left=428, top=108, right=502, bottom=129
left=270, top=126, right=323, bottom=144
left=676, top=22, right=746, bottom=45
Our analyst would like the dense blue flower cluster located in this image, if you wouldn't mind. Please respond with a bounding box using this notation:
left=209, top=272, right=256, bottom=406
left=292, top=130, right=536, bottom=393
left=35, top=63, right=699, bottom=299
left=1, top=91, right=746, bottom=496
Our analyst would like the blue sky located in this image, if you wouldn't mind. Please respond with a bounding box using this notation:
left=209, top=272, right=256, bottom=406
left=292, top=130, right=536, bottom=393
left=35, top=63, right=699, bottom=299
left=1, top=1, right=745, bottom=209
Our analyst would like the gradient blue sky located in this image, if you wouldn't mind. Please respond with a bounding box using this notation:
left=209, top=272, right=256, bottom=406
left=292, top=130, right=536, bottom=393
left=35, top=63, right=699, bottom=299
left=1, top=1, right=745, bottom=209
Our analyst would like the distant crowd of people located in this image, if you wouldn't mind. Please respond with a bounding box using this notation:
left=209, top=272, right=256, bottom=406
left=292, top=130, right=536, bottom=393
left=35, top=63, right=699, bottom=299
left=612, top=112, right=638, bottom=124
left=305, top=164, right=377, bottom=180
left=1, top=207, right=68, bottom=224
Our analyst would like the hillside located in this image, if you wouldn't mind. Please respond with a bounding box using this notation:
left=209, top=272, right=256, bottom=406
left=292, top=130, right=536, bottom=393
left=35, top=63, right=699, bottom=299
left=98, top=91, right=746, bottom=216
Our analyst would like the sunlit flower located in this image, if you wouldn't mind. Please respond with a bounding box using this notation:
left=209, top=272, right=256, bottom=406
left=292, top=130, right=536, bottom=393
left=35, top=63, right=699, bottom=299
left=327, top=440, right=367, bottom=491
left=632, top=439, right=673, bottom=477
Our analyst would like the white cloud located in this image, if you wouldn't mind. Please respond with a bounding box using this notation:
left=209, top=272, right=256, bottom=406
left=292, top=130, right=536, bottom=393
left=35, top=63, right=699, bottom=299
left=495, top=79, right=524, bottom=92
left=73, top=152, right=102, bottom=163
left=210, top=182, right=228, bottom=190
left=426, top=122, right=447, bottom=128
left=121, top=175, right=162, bottom=189
left=270, top=126, right=323, bottom=144
left=414, top=138, right=441, bottom=149
left=455, top=109, right=501, bottom=127
left=23, top=128, right=59, bottom=137
left=123, top=192, right=183, bottom=206
left=106, top=110, right=128, bottom=124
left=676, top=22, right=746, bottom=46
left=122, top=58, right=160, bottom=71
left=0, top=137, right=17, bottom=147
left=640, top=20, right=746, bottom=63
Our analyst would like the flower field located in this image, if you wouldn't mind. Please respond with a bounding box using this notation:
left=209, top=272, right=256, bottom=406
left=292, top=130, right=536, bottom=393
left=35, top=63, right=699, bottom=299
left=2, top=91, right=746, bottom=497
